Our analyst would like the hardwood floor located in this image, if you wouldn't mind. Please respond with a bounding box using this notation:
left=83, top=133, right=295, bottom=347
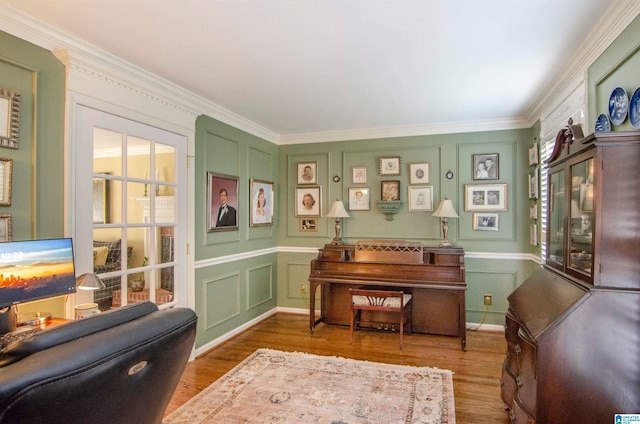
left=166, top=313, right=511, bottom=424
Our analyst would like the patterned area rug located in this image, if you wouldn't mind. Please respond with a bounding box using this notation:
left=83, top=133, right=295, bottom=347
left=164, top=348, right=455, bottom=423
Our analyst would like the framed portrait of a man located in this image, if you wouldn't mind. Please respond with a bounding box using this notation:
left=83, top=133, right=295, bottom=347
left=207, top=172, right=239, bottom=232
left=297, top=162, right=317, bottom=184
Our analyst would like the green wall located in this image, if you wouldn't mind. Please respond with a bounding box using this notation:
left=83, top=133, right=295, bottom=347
left=194, top=115, right=279, bottom=348
left=277, top=129, right=537, bottom=326
left=0, top=31, right=66, bottom=317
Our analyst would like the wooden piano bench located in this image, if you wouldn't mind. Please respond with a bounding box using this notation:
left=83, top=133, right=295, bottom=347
left=349, top=288, right=412, bottom=349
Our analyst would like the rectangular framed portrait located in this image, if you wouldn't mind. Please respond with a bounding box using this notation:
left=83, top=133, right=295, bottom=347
left=299, top=218, right=318, bottom=232
left=530, top=223, right=538, bottom=246
left=348, top=187, right=370, bottom=211
left=0, top=157, right=13, bottom=206
left=207, top=172, right=239, bottom=232
left=379, top=156, right=401, bottom=176
left=408, top=185, right=434, bottom=211
left=528, top=144, right=539, bottom=166
left=472, top=153, right=499, bottom=180
left=297, top=162, right=317, bottom=184
left=409, top=163, right=429, bottom=184
left=381, top=180, right=400, bottom=201
left=473, top=213, right=499, bottom=231
left=352, top=166, right=367, bottom=184
left=250, top=179, right=274, bottom=227
left=528, top=169, right=538, bottom=199
left=295, top=186, right=321, bottom=217
left=0, top=213, right=12, bottom=242
left=464, top=183, right=507, bottom=211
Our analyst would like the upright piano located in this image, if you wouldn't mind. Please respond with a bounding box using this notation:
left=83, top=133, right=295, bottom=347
left=308, top=240, right=467, bottom=350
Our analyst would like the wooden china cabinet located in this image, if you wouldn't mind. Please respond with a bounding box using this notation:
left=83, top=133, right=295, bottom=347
left=501, top=128, right=640, bottom=423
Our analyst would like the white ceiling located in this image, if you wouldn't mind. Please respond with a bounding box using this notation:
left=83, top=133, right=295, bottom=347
left=0, top=0, right=620, bottom=140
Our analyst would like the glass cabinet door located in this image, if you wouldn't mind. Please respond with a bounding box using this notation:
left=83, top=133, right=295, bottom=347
left=547, top=169, right=565, bottom=268
left=568, top=158, right=594, bottom=277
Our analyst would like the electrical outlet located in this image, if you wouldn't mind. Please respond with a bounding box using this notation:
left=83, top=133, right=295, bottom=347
left=483, top=294, right=492, bottom=306
left=300, top=284, right=307, bottom=294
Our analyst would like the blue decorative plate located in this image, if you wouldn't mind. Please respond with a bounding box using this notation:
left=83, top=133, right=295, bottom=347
left=630, top=87, right=640, bottom=129
left=609, top=87, right=629, bottom=125
left=595, top=114, right=611, bottom=132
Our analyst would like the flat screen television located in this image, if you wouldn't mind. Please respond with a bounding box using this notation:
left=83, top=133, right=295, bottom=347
left=0, top=238, right=76, bottom=310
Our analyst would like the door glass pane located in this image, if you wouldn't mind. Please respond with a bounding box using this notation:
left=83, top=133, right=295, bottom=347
left=127, top=136, right=151, bottom=181
left=93, top=128, right=122, bottom=176
left=127, top=181, right=148, bottom=224
left=569, top=159, right=593, bottom=276
left=548, top=170, right=565, bottom=266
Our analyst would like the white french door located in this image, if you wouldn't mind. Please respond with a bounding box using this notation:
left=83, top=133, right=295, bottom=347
left=74, top=106, right=187, bottom=310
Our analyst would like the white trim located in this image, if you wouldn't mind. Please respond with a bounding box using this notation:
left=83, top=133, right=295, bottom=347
left=195, top=247, right=278, bottom=268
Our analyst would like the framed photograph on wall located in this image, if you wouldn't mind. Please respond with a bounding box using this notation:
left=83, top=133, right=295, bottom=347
left=472, top=153, right=499, bottom=180
left=348, top=187, right=370, bottom=211
left=0, top=213, right=12, bottom=242
left=297, top=162, right=317, bottom=184
left=528, top=144, right=539, bottom=166
left=530, top=204, right=538, bottom=220
left=408, top=185, right=433, bottom=211
left=0, top=87, right=21, bottom=149
left=528, top=169, right=538, bottom=199
left=0, top=158, right=12, bottom=206
left=530, top=223, right=538, bottom=246
left=381, top=180, right=400, bottom=201
left=295, top=186, right=321, bottom=216
left=464, top=183, right=507, bottom=211
left=473, top=213, right=499, bottom=231
left=207, top=172, right=239, bottom=232
left=409, top=163, right=429, bottom=184
left=299, top=218, right=318, bottom=232
left=379, top=156, right=401, bottom=176
left=249, top=179, right=274, bottom=227
left=352, top=166, right=367, bottom=184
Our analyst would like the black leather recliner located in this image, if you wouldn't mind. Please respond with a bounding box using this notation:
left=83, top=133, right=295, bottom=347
left=0, top=301, right=197, bottom=424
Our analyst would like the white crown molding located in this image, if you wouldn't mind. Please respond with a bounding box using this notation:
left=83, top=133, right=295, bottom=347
left=278, top=116, right=532, bottom=145
left=526, top=0, right=640, bottom=126
left=0, top=6, right=280, bottom=144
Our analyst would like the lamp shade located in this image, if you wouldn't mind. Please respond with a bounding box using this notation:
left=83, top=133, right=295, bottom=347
left=432, top=198, right=459, bottom=218
left=76, top=273, right=106, bottom=290
left=326, top=200, right=350, bottom=218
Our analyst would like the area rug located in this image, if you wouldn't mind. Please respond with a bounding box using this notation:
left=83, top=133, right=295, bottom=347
left=164, top=348, right=455, bottom=423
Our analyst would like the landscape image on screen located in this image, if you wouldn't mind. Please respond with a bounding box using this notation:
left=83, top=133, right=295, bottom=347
left=0, top=238, right=76, bottom=308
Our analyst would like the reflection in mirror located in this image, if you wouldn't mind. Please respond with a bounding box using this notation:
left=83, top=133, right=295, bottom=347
left=548, top=170, right=565, bottom=265
left=569, top=159, right=593, bottom=275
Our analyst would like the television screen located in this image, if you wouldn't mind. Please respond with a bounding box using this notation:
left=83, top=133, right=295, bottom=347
left=0, top=238, right=76, bottom=309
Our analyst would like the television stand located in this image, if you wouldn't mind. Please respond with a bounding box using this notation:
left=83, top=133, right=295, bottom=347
left=18, top=311, right=52, bottom=326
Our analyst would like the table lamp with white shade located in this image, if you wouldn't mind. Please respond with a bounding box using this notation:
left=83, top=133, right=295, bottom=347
left=74, top=273, right=106, bottom=319
left=326, top=200, right=350, bottom=245
left=432, top=198, right=459, bottom=247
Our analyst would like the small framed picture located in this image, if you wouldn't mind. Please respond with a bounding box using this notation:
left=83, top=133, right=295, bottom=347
left=530, top=223, right=538, bottom=246
left=208, top=172, right=239, bottom=232
left=352, top=166, right=367, bottom=184
left=0, top=87, right=20, bottom=149
left=297, top=162, right=317, bottom=184
left=408, top=185, right=434, bottom=211
left=472, top=153, right=499, bottom=180
left=381, top=180, right=400, bottom=201
left=473, top=213, right=499, bottom=231
left=0, top=158, right=12, bottom=206
left=409, top=163, right=429, bottom=184
left=379, top=156, right=401, bottom=176
left=464, top=184, right=507, bottom=211
left=348, top=187, right=370, bottom=211
left=528, top=144, right=539, bottom=166
left=530, top=204, right=538, bottom=220
left=0, top=213, right=12, bottom=242
left=528, top=169, right=538, bottom=199
left=295, top=186, right=321, bottom=216
left=299, top=218, right=318, bottom=232
left=249, top=179, right=274, bottom=227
